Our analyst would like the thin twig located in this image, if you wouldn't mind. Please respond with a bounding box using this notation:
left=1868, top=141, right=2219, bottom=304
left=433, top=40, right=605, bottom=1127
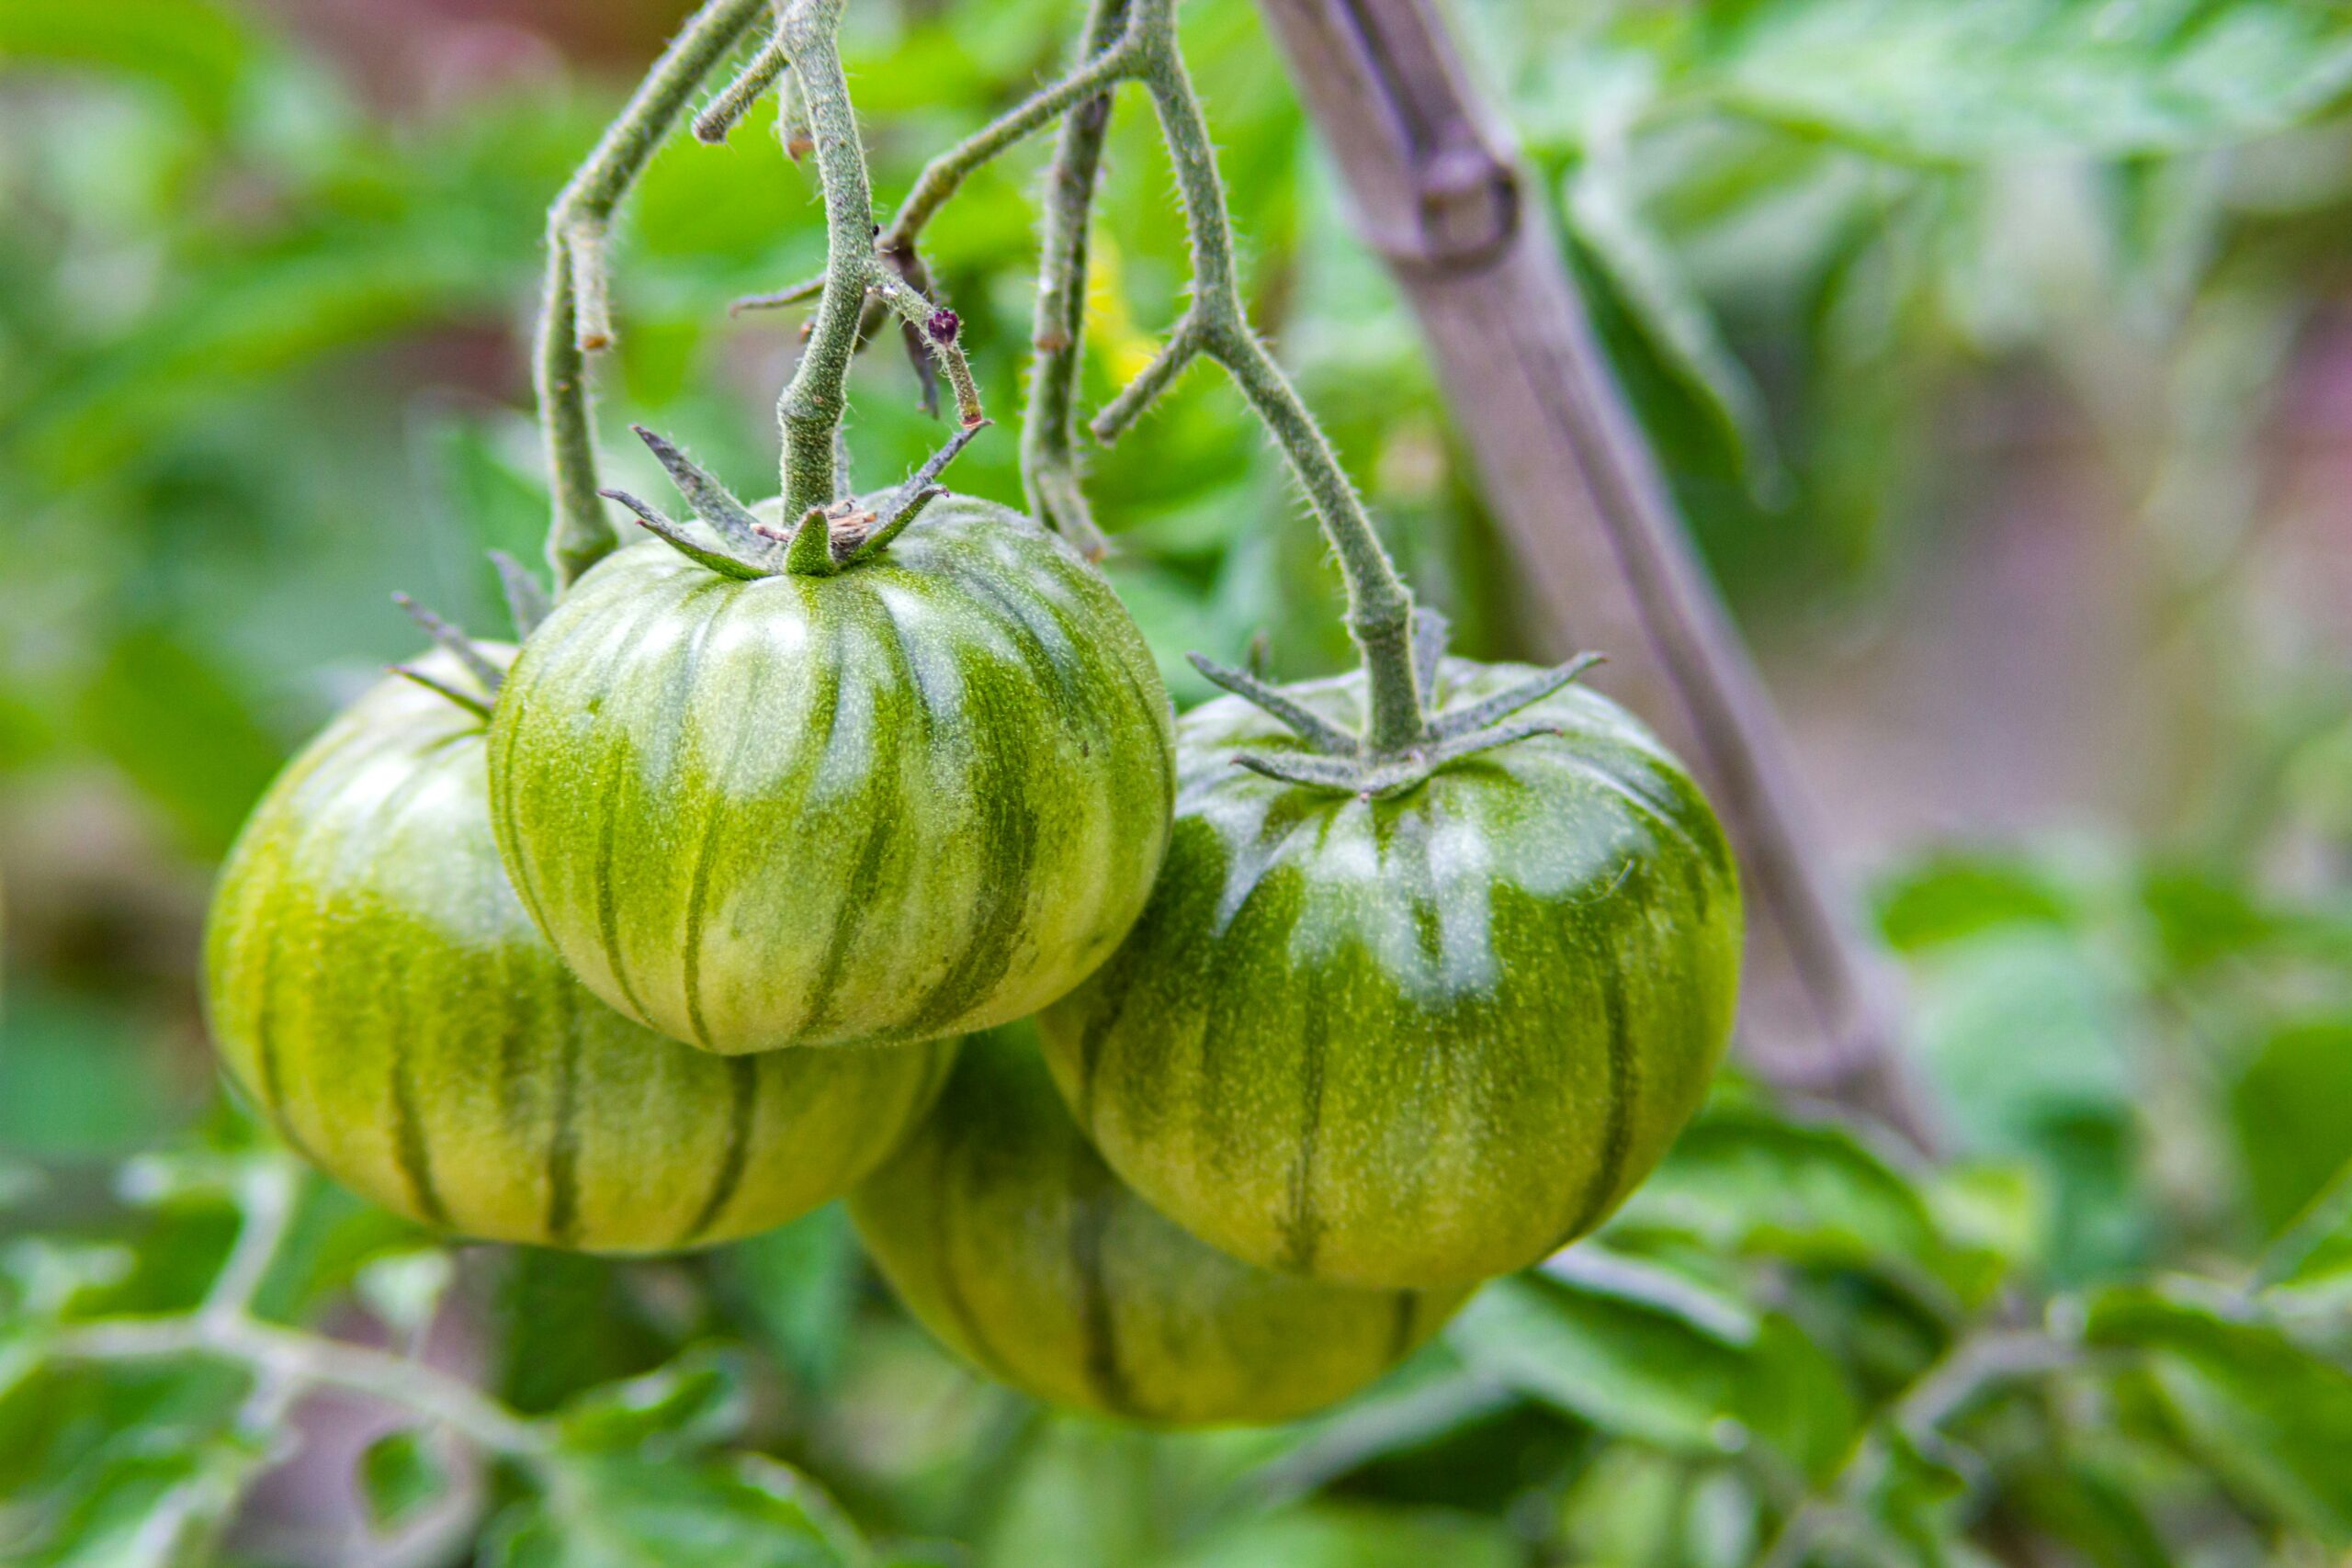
left=536, top=0, right=769, bottom=589
left=879, top=27, right=1145, bottom=259
left=198, top=1158, right=301, bottom=1328
left=1089, top=0, right=1424, bottom=751
left=773, top=0, right=982, bottom=520
left=1754, top=1329, right=2078, bottom=1568
left=1020, top=0, right=1131, bottom=557
left=52, top=1316, right=548, bottom=1462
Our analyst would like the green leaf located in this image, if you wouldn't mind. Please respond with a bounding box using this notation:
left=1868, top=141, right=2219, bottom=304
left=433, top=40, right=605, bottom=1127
left=1166, top=1502, right=1520, bottom=1568
left=72, top=624, right=287, bottom=859
left=356, top=1427, right=447, bottom=1535
left=718, top=1205, right=860, bottom=1391
left=0, top=1358, right=279, bottom=1568
left=1858, top=1423, right=1973, bottom=1568
left=1685, top=0, right=2352, bottom=163
left=1610, top=1100, right=2005, bottom=1305
left=352, top=1249, right=456, bottom=1344
left=2085, top=1283, right=2352, bottom=1545
left=1875, top=853, right=2079, bottom=952
left=1, top=1239, right=136, bottom=1326
left=2259, top=1161, right=2352, bottom=1317
left=0, top=0, right=260, bottom=131
left=2229, top=1015, right=2352, bottom=1235
left=1566, top=153, right=1785, bottom=502
left=2000, top=1459, right=2174, bottom=1568
left=552, top=1347, right=752, bottom=1457
left=489, top=1452, right=864, bottom=1568
left=1449, top=1272, right=1857, bottom=1480
left=1908, top=928, right=2143, bottom=1280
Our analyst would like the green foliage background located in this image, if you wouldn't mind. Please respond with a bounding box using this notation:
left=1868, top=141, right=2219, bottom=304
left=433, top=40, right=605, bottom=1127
left=1, top=0, right=2349, bottom=1563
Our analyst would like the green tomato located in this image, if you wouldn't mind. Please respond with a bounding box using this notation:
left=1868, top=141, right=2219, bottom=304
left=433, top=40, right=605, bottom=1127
left=850, top=1023, right=1468, bottom=1426
left=487, top=497, right=1175, bottom=1054
left=1037, top=661, right=1742, bottom=1289
left=205, top=649, right=956, bottom=1253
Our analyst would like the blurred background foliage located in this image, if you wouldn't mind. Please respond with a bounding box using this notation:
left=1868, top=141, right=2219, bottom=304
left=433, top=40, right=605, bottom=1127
left=0, top=0, right=2349, bottom=1563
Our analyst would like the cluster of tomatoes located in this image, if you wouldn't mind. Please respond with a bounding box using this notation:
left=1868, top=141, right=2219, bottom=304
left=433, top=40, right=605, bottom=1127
left=205, top=443, right=1742, bottom=1427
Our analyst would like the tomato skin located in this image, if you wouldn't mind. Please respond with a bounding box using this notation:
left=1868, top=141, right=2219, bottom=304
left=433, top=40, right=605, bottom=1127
left=204, top=650, right=956, bottom=1254
left=486, top=496, right=1176, bottom=1055
left=850, top=1024, right=1467, bottom=1426
left=1037, top=661, right=1742, bottom=1289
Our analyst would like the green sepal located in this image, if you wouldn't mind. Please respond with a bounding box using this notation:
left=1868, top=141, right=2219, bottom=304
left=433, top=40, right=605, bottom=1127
left=391, top=593, right=505, bottom=694
left=1425, top=654, right=1602, bottom=742
left=604, top=489, right=773, bottom=581
left=490, top=551, right=552, bottom=637
left=390, top=664, right=492, bottom=721
left=783, top=506, right=842, bottom=577
left=633, top=424, right=770, bottom=555
left=846, top=421, right=989, bottom=565
left=1230, top=720, right=1566, bottom=800
left=1187, top=653, right=1360, bottom=755
left=844, top=487, right=941, bottom=565
left=1413, top=605, right=1450, bottom=713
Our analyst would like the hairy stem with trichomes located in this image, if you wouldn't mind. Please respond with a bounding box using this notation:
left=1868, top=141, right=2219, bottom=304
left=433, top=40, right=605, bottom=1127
left=51, top=1158, right=549, bottom=1468
left=1020, top=0, right=1132, bottom=558
left=536, top=0, right=769, bottom=589
left=851, top=0, right=1430, bottom=756
left=773, top=0, right=982, bottom=523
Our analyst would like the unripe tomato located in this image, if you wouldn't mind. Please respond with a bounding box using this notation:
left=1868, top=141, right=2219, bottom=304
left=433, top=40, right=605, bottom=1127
left=1037, top=661, right=1742, bottom=1288
left=205, top=649, right=956, bottom=1253
left=850, top=1024, right=1468, bottom=1426
left=487, top=497, right=1175, bottom=1054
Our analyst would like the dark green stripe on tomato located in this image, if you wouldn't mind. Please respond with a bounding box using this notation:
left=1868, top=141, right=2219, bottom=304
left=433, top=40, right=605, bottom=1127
left=850, top=1024, right=1468, bottom=1428
left=203, top=650, right=954, bottom=1255
left=1038, top=660, right=1743, bottom=1290
left=485, top=495, right=1176, bottom=1055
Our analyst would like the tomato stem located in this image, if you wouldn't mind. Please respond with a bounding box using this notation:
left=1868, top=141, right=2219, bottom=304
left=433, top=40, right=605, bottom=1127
left=536, top=0, right=771, bottom=591
left=774, top=0, right=982, bottom=526
left=894, top=0, right=1430, bottom=750
left=1116, top=0, right=1425, bottom=753
left=1020, top=0, right=1129, bottom=558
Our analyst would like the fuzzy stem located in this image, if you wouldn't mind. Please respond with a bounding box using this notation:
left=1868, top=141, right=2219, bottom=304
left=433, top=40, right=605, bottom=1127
left=1122, top=0, right=1423, bottom=751
left=694, top=35, right=792, bottom=144
left=52, top=1316, right=548, bottom=1463
left=1019, top=0, right=1129, bottom=557
left=882, top=26, right=1142, bottom=257
left=1753, top=1328, right=2078, bottom=1568
left=775, top=0, right=870, bottom=518
left=197, top=1159, right=300, bottom=1328
left=537, top=0, right=770, bottom=588
left=774, top=0, right=980, bottom=519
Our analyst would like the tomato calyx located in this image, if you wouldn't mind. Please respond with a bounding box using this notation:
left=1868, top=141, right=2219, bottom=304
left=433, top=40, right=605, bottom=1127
left=1190, top=612, right=1606, bottom=799
left=384, top=561, right=545, bottom=722
left=601, top=421, right=989, bottom=581
left=387, top=594, right=517, bottom=721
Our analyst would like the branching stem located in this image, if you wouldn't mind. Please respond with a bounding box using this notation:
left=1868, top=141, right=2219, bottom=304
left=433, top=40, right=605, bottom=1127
left=537, top=0, right=770, bottom=588
left=1021, top=0, right=1131, bottom=557
left=775, top=0, right=981, bottom=521
left=56, top=1151, right=548, bottom=1470
left=52, top=1316, right=548, bottom=1464
left=1118, top=0, right=1422, bottom=750
left=1753, top=1328, right=2080, bottom=1568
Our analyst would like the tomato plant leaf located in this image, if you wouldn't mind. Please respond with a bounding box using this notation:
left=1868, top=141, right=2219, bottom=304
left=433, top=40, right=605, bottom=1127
left=551, top=1347, right=753, bottom=1456
left=1449, top=1272, right=1857, bottom=1480
left=356, top=1427, right=447, bottom=1535
left=488, top=1451, right=862, bottom=1568
left=2084, top=1283, right=2352, bottom=1546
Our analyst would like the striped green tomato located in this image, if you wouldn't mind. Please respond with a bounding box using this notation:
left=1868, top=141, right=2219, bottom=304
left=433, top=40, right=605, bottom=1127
left=205, top=649, right=956, bottom=1253
left=850, top=1024, right=1468, bottom=1426
left=486, top=497, right=1175, bottom=1055
left=1037, top=661, right=1742, bottom=1289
